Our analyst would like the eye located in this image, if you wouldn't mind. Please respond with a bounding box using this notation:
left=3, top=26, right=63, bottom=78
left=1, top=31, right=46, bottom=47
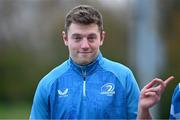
left=72, top=36, right=82, bottom=42
left=87, top=35, right=97, bottom=42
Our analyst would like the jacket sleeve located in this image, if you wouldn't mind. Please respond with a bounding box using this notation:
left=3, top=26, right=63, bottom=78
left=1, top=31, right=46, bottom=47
left=170, top=83, right=180, bottom=119
left=126, top=70, right=140, bottom=119
left=30, top=80, right=49, bottom=119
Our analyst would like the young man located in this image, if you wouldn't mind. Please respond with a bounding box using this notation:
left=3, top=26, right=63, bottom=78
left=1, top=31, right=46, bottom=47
left=170, top=83, right=180, bottom=119
left=30, top=5, right=174, bottom=119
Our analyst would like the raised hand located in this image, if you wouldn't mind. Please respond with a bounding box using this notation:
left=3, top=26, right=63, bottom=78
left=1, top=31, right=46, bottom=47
left=137, top=76, right=174, bottom=119
left=139, top=76, right=174, bottom=109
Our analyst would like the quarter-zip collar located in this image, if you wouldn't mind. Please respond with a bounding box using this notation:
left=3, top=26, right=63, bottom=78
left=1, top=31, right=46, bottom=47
left=69, top=52, right=103, bottom=76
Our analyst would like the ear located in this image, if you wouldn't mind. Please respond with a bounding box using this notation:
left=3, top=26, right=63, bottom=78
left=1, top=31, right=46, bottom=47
left=62, top=31, right=68, bottom=46
left=100, top=31, right=106, bottom=46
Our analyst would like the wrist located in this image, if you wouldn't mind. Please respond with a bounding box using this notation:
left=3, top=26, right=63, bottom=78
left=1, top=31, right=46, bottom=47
left=137, top=104, right=152, bottom=120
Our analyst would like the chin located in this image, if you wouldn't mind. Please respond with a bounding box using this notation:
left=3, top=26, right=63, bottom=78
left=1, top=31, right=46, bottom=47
left=78, top=59, right=92, bottom=65
left=79, top=61, right=90, bottom=65
left=73, top=56, right=95, bottom=65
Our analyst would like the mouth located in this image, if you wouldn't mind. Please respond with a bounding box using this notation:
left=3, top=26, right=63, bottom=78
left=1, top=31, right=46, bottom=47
left=78, top=51, right=92, bottom=53
left=78, top=51, right=92, bottom=55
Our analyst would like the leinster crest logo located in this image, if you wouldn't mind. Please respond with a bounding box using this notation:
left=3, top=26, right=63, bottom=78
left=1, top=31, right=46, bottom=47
left=100, top=83, right=115, bottom=96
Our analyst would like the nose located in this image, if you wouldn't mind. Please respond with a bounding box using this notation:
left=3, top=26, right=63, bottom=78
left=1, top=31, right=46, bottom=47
left=81, top=39, right=90, bottom=49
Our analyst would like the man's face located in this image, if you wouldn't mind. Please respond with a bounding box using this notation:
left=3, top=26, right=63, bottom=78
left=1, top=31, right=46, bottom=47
left=62, top=23, right=105, bottom=65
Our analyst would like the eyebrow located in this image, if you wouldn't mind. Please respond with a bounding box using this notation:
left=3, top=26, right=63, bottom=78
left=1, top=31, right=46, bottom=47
left=87, top=33, right=97, bottom=37
left=71, top=33, right=81, bottom=36
left=71, top=33, right=97, bottom=37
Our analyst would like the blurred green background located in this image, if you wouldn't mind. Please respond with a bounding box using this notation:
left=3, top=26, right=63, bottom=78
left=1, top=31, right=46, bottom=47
left=0, top=0, right=179, bottom=119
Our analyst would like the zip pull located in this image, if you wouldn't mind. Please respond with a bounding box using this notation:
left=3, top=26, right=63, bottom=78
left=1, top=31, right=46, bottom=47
left=83, top=70, right=86, bottom=96
left=83, top=80, right=86, bottom=96
left=81, top=67, right=87, bottom=97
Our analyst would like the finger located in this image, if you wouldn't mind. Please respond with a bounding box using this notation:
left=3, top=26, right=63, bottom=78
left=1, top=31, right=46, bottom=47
left=144, top=91, right=158, bottom=96
left=144, top=87, right=159, bottom=93
left=144, top=87, right=161, bottom=95
left=164, top=76, right=174, bottom=87
left=143, top=79, right=157, bottom=89
left=144, top=78, right=164, bottom=89
left=155, top=78, right=165, bottom=92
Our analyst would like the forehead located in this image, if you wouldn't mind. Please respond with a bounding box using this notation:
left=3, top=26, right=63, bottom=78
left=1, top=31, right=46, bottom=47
left=67, top=23, right=100, bottom=35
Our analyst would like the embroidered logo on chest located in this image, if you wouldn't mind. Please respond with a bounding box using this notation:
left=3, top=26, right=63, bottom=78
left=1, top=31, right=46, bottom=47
left=100, top=83, right=115, bottom=96
left=57, top=88, right=68, bottom=97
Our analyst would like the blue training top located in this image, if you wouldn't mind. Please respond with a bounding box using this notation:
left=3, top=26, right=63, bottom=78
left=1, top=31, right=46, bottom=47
left=170, top=83, right=180, bottom=119
left=30, top=52, right=140, bottom=119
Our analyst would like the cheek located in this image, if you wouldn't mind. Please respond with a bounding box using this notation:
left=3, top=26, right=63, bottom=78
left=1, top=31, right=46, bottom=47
left=91, top=43, right=101, bottom=49
left=68, top=44, right=79, bottom=52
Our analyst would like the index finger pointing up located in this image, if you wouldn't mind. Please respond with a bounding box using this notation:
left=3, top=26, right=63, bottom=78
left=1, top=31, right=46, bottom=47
left=164, top=76, right=175, bottom=87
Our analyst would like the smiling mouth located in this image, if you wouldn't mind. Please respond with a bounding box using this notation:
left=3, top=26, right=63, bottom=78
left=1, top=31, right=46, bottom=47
left=79, top=52, right=92, bottom=54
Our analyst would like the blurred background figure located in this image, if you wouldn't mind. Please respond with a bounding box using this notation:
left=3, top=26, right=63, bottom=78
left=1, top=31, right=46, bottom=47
left=170, top=83, right=180, bottom=119
left=0, top=0, right=179, bottom=119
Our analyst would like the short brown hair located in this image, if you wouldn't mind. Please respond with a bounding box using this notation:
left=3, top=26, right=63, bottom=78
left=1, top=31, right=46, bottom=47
left=65, top=5, right=103, bottom=32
